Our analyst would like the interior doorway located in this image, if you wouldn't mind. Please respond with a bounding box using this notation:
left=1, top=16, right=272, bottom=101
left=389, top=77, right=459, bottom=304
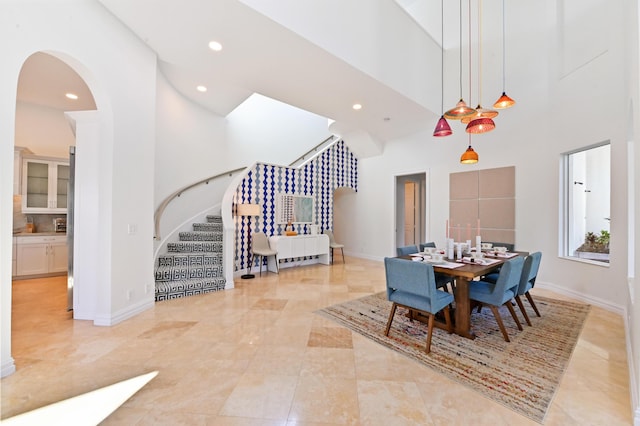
left=395, top=172, right=428, bottom=251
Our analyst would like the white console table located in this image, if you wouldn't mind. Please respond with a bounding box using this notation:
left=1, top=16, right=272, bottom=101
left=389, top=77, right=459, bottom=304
left=267, top=234, right=330, bottom=272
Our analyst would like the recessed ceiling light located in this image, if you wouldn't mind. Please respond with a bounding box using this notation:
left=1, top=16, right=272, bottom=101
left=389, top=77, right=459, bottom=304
left=196, top=85, right=207, bottom=92
left=65, top=93, right=78, bottom=100
left=352, top=103, right=362, bottom=110
left=208, top=41, right=223, bottom=51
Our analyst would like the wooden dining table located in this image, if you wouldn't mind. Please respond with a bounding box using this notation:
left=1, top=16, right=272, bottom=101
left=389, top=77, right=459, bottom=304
left=402, top=251, right=528, bottom=340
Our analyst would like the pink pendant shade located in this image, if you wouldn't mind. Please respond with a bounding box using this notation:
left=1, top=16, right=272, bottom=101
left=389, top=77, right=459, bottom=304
left=460, top=145, right=479, bottom=164
left=493, top=92, right=516, bottom=109
left=433, top=115, right=453, bottom=137
left=465, top=117, right=495, bottom=134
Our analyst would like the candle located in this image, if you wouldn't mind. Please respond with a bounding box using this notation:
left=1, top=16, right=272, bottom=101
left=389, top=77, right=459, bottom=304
left=476, top=218, right=481, bottom=236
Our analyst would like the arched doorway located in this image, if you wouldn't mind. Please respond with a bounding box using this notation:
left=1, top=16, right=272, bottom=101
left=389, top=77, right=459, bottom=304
left=12, top=52, right=96, bottom=325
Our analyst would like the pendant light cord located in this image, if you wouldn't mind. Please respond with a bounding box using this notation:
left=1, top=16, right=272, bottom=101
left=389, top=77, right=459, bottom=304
left=459, top=0, right=463, bottom=98
left=441, top=0, right=444, bottom=113
left=478, top=0, right=482, bottom=105
left=468, top=0, right=472, bottom=104
left=501, top=0, right=506, bottom=92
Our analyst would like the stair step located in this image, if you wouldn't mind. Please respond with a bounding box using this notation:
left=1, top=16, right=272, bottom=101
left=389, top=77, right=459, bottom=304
left=155, top=277, right=226, bottom=301
left=157, top=253, right=223, bottom=267
left=206, top=215, right=222, bottom=223
left=193, top=222, right=223, bottom=232
left=155, top=264, right=224, bottom=282
left=167, top=241, right=223, bottom=253
left=179, top=231, right=223, bottom=241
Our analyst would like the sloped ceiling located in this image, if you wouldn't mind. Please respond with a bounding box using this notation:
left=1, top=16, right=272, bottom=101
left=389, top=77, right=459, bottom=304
left=17, top=1, right=464, bottom=144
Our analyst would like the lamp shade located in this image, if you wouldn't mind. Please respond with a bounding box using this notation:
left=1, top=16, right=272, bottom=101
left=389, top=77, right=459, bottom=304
left=236, top=203, right=260, bottom=217
left=433, top=115, right=453, bottom=137
left=493, top=92, right=516, bottom=109
left=460, top=145, right=479, bottom=164
left=465, top=117, right=496, bottom=134
left=444, top=99, right=476, bottom=120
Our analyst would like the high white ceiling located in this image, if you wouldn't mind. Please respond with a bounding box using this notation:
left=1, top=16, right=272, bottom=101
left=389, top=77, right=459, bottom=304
left=16, top=0, right=473, bottom=141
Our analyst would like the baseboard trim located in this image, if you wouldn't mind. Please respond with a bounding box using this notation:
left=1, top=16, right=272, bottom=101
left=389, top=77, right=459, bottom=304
left=93, top=298, right=154, bottom=326
left=1, top=357, right=16, bottom=378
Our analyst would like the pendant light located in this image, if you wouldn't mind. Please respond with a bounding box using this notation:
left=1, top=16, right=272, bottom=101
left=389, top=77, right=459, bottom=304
left=444, top=0, right=475, bottom=120
left=493, top=0, right=515, bottom=109
left=433, top=0, right=452, bottom=137
left=460, top=136, right=479, bottom=164
left=466, top=0, right=496, bottom=134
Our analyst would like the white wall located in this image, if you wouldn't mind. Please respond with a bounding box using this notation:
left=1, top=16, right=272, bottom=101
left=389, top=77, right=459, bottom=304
left=14, top=101, right=75, bottom=158
left=1, top=0, right=157, bottom=375
left=153, top=79, right=331, bottom=241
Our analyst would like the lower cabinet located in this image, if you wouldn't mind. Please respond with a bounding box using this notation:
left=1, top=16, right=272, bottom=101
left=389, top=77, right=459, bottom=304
left=15, top=235, right=68, bottom=277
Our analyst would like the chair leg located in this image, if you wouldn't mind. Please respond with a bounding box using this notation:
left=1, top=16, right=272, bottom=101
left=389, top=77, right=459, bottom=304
left=514, top=295, right=532, bottom=326
left=425, top=313, right=435, bottom=354
left=489, top=305, right=510, bottom=342
left=525, top=291, right=541, bottom=317
left=443, top=306, right=453, bottom=333
left=259, top=255, right=263, bottom=276
left=384, top=303, right=398, bottom=336
left=330, top=248, right=334, bottom=264
left=341, top=247, right=345, bottom=263
left=505, top=301, right=523, bottom=331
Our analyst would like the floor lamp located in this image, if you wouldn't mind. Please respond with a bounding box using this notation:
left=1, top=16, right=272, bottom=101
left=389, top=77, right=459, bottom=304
left=236, top=203, right=260, bottom=279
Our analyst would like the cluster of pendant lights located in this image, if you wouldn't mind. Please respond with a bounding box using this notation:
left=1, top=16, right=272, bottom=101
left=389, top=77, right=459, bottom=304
left=433, top=0, right=515, bottom=164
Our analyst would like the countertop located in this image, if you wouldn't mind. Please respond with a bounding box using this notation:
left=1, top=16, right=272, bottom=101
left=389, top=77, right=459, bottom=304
left=13, top=231, right=67, bottom=237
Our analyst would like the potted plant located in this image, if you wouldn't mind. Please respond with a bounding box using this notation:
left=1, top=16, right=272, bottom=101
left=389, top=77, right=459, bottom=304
left=575, top=230, right=610, bottom=262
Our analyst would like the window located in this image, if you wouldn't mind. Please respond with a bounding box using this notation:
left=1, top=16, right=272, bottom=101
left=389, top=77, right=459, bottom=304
left=562, top=142, right=610, bottom=264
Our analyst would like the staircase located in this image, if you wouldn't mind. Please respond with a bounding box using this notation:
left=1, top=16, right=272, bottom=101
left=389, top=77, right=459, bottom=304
left=154, top=215, right=226, bottom=301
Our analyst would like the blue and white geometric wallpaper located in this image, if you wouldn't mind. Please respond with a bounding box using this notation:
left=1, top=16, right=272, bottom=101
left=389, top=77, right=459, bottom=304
left=233, top=139, right=358, bottom=272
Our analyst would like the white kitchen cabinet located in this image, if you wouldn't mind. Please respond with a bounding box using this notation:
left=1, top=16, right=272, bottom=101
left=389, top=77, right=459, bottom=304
left=16, top=235, right=68, bottom=276
left=13, top=147, right=33, bottom=195
left=22, top=157, right=69, bottom=213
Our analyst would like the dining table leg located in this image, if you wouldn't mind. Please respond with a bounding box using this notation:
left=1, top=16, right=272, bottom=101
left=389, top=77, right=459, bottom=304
left=454, top=276, right=476, bottom=339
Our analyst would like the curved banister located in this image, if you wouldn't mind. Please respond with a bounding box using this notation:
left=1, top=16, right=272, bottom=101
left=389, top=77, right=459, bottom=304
left=154, top=166, right=247, bottom=240
left=288, top=135, right=337, bottom=167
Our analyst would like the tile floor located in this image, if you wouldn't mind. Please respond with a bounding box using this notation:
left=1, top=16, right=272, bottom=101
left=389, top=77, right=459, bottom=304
left=1, top=257, right=633, bottom=425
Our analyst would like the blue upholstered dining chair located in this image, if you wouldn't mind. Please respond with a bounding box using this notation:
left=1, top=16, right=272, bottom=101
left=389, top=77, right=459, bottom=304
left=397, top=244, right=454, bottom=293
left=396, top=245, right=419, bottom=256
left=468, top=257, right=525, bottom=342
left=384, top=257, right=454, bottom=354
left=419, top=242, right=436, bottom=251
left=484, top=241, right=515, bottom=251
left=513, top=252, right=542, bottom=326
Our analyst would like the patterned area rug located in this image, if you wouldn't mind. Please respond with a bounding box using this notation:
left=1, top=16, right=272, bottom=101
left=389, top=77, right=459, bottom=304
left=316, top=292, right=590, bottom=423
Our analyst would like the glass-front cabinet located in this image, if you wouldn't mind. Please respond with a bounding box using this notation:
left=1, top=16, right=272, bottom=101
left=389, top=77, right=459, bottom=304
left=22, top=157, right=69, bottom=213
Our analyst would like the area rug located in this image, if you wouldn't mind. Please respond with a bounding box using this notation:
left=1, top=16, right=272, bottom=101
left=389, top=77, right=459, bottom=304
left=315, top=292, right=590, bottom=424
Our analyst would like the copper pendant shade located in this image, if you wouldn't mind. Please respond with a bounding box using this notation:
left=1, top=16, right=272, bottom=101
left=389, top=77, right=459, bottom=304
left=493, top=92, right=516, bottom=109
left=444, top=99, right=476, bottom=120
left=461, top=104, right=499, bottom=124
left=460, top=145, right=479, bottom=164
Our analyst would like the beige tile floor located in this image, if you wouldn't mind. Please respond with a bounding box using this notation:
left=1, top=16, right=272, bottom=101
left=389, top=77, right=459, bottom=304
left=1, top=257, right=633, bottom=425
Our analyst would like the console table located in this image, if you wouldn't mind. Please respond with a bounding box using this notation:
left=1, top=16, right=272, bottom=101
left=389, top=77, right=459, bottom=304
left=267, top=234, right=330, bottom=272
